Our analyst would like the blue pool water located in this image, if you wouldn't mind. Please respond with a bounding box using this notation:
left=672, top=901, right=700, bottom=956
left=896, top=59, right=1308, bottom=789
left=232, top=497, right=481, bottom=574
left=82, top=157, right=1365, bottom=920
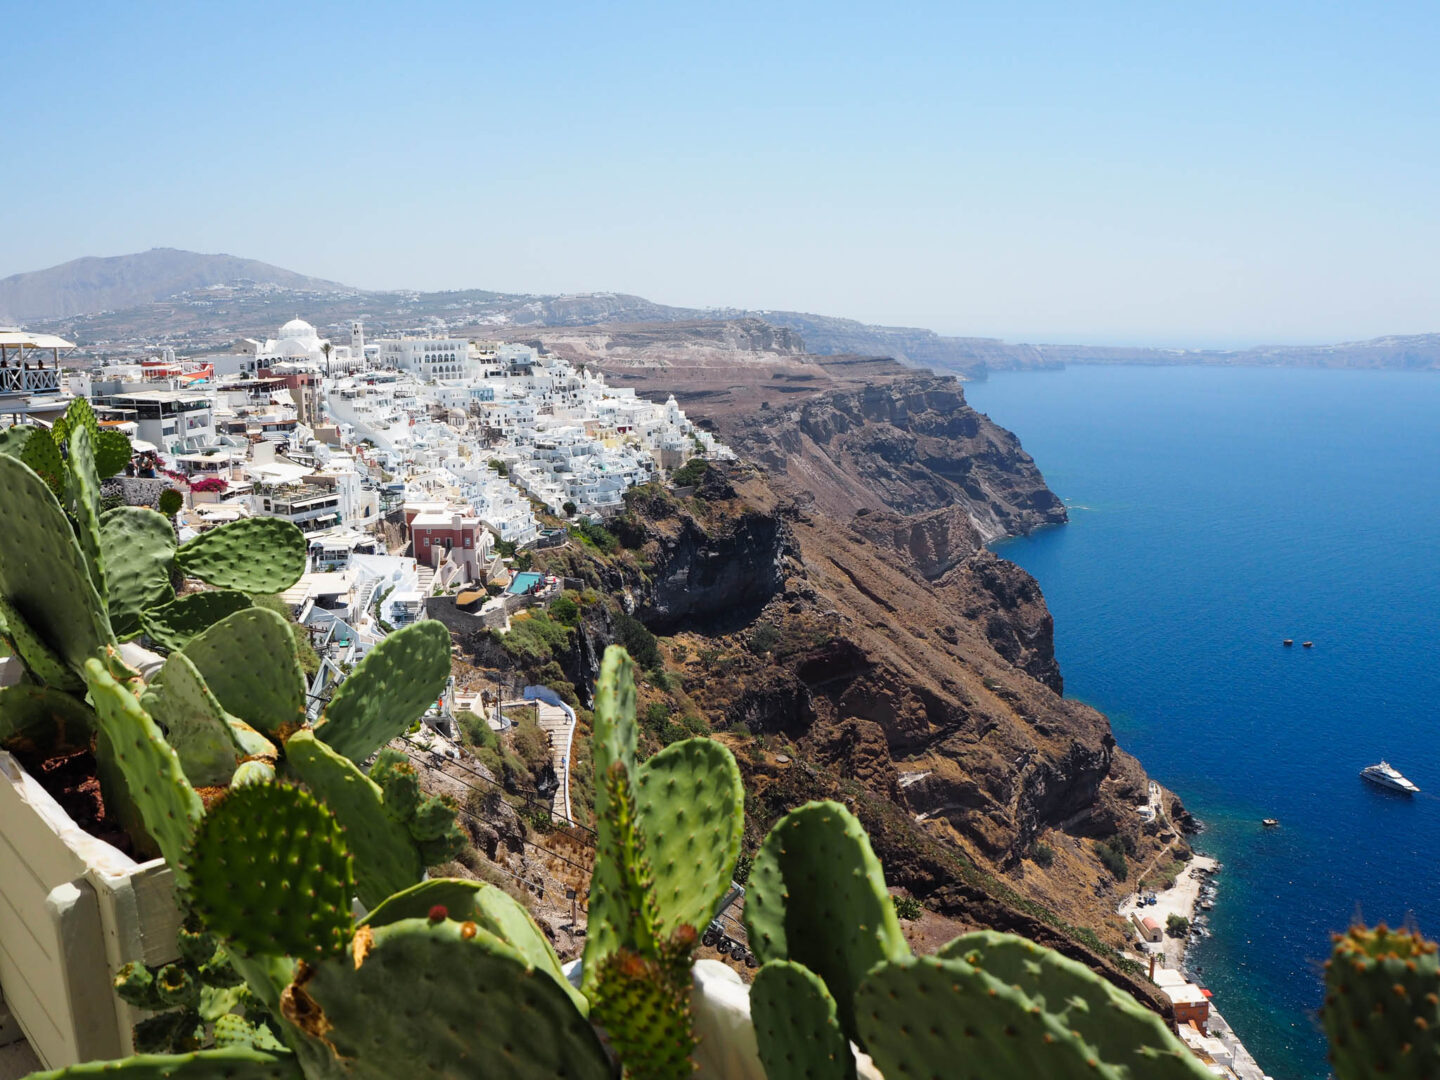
left=507, top=571, right=543, bottom=595
left=965, top=366, right=1440, bottom=1079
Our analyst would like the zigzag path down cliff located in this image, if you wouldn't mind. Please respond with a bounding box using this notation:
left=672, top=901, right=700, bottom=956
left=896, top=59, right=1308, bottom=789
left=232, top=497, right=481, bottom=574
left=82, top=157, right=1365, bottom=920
left=447, top=329, right=1196, bottom=1009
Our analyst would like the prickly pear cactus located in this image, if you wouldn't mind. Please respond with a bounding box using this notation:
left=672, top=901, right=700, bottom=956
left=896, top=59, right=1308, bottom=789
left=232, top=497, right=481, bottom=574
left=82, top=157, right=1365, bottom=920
left=182, top=607, right=305, bottom=738
left=174, top=517, right=307, bottom=593
left=313, top=619, right=452, bottom=763
left=584, top=646, right=642, bottom=992
left=140, top=590, right=253, bottom=653
left=634, top=736, right=744, bottom=939
left=857, top=954, right=1124, bottom=1080
left=94, top=427, right=134, bottom=478
left=360, top=877, right=586, bottom=1014
left=24, top=427, right=68, bottom=500
left=1323, top=924, right=1440, bottom=1080
left=66, top=419, right=107, bottom=598
left=938, top=930, right=1210, bottom=1079
left=142, top=652, right=247, bottom=787
left=185, top=782, right=355, bottom=960
left=592, top=928, right=699, bottom=1080
left=365, top=748, right=466, bottom=866
left=0, top=595, right=85, bottom=692
left=283, top=916, right=612, bottom=1080
left=284, top=730, right=422, bottom=907
left=83, top=658, right=203, bottom=876
left=0, top=453, right=113, bottom=673
left=744, top=800, right=907, bottom=1043
left=98, top=507, right=177, bottom=638
left=751, top=960, right=855, bottom=1080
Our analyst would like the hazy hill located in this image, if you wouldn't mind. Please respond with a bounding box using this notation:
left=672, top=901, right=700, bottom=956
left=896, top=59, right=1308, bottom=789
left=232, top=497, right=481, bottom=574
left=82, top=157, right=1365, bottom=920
left=11, top=248, right=1440, bottom=372
left=0, top=248, right=351, bottom=323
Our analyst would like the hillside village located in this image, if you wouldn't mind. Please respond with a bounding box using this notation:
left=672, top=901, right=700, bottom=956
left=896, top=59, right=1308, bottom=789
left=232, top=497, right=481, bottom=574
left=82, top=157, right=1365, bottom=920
left=17, top=317, right=729, bottom=654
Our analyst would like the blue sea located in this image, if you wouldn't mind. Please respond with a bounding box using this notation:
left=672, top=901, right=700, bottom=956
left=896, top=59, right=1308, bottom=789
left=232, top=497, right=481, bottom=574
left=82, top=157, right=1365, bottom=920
left=965, top=366, right=1440, bottom=1080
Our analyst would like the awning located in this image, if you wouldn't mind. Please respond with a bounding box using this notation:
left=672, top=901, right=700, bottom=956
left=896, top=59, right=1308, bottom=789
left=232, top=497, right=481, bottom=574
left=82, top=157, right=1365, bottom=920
left=0, top=331, right=76, bottom=350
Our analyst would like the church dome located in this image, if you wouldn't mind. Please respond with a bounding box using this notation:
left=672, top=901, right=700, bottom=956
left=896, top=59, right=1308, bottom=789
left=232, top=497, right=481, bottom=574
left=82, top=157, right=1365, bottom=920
left=278, top=318, right=318, bottom=341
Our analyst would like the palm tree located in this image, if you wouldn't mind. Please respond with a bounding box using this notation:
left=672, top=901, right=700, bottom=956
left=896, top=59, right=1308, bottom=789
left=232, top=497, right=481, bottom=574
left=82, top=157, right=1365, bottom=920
left=321, top=341, right=333, bottom=375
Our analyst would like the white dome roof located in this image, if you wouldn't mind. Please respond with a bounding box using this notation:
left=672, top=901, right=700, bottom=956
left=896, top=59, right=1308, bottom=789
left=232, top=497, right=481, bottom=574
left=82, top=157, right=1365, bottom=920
left=278, top=318, right=318, bottom=341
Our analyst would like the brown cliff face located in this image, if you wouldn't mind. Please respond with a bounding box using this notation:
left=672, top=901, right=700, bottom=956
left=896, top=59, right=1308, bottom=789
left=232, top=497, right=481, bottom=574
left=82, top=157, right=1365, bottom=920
left=724, top=367, right=1067, bottom=540
left=507, top=327, right=1184, bottom=984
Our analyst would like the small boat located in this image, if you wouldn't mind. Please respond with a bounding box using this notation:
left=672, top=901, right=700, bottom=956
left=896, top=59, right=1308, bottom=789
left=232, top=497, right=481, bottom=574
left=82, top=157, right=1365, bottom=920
left=1261, top=818, right=1279, bottom=828
left=1302, top=641, right=1314, bottom=648
left=1282, top=639, right=1293, bottom=647
left=1361, top=761, right=1419, bottom=794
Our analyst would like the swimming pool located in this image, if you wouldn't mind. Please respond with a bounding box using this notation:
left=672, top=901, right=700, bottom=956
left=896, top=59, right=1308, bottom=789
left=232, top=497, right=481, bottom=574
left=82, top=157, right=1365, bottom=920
left=506, top=571, right=542, bottom=595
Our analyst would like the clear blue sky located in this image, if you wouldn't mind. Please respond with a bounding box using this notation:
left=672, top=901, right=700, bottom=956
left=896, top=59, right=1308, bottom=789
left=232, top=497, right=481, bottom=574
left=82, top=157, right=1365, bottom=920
left=2, top=1, right=1437, bottom=346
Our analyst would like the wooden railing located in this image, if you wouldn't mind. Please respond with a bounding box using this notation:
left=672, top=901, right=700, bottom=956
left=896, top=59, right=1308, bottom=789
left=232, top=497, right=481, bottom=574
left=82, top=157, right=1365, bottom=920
left=0, top=368, right=61, bottom=394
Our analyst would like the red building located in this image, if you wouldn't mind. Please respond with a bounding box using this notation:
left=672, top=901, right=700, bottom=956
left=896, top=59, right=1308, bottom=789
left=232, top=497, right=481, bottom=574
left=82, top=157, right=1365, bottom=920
left=410, top=510, right=492, bottom=584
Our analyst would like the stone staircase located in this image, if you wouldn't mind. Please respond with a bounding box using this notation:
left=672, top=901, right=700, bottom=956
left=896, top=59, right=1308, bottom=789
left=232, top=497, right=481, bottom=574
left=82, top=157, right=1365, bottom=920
left=534, top=701, right=575, bottom=824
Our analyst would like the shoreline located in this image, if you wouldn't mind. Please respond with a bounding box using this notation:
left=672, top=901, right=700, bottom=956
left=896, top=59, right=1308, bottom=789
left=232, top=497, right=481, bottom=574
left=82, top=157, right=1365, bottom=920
left=1118, top=853, right=1218, bottom=968
left=1118, top=853, right=1272, bottom=1079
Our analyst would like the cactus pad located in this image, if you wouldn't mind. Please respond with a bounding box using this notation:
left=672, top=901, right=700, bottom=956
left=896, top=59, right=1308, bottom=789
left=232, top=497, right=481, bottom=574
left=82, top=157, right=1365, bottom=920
left=140, top=590, right=254, bottom=653
left=185, top=782, right=355, bottom=960
left=751, top=960, right=855, bottom=1080
left=0, top=423, right=35, bottom=460
left=583, top=646, right=643, bottom=993
left=361, top=878, right=493, bottom=928
left=175, top=518, right=307, bottom=593
left=115, top=962, right=161, bottom=1010
left=95, top=427, right=134, bottom=478
left=284, top=730, right=422, bottom=908
left=182, top=607, right=305, bottom=738
left=143, top=652, right=246, bottom=787
left=1323, top=924, right=1440, bottom=1080
left=584, top=759, right=662, bottom=996
left=745, top=800, right=907, bottom=1042
left=0, top=595, right=85, bottom=692
left=361, top=877, right=585, bottom=1013
left=0, top=454, right=113, bottom=673
left=634, top=736, right=744, bottom=938
left=593, top=644, right=638, bottom=788
left=289, top=916, right=611, bottom=1080
left=591, top=939, right=699, bottom=1080
left=19, top=1048, right=302, bottom=1079
left=368, top=748, right=421, bottom=820
left=0, top=684, right=95, bottom=758
left=939, top=930, right=1210, bottom=1079
left=66, top=419, right=108, bottom=597
left=16, top=421, right=65, bottom=498
left=314, top=619, right=452, bottom=763
left=84, top=659, right=203, bottom=875
left=63, top=396, right=100, bottom=443
left=99, top=507, right=177, bottom=638
left=857, top=954, right=1122, bottom=1080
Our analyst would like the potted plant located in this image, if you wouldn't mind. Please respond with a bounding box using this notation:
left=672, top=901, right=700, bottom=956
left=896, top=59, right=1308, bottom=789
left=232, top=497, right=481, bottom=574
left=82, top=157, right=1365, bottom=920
left=0, top=404, right=458, bottom=1069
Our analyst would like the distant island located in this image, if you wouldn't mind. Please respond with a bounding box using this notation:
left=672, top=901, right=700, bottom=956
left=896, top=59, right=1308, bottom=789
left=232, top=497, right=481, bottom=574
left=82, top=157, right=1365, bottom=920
left=5, top=247, right=1440, bottom=376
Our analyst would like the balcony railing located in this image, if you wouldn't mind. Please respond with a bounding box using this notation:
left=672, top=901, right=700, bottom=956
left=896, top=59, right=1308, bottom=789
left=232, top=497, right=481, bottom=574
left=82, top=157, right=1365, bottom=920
left=0, top=368, right=61, bottom=395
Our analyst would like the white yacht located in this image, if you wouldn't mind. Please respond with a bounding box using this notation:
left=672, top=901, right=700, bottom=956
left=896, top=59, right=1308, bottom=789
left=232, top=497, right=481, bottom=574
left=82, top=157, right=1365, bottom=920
left=1361, top=761, right=1419, bottom=794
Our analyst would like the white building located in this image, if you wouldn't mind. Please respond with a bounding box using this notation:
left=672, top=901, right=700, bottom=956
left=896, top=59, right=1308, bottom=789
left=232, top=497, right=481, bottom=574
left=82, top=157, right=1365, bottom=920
left=376, top=337, right=471, bottom=381
left=251, top=318, right=359, bottom=373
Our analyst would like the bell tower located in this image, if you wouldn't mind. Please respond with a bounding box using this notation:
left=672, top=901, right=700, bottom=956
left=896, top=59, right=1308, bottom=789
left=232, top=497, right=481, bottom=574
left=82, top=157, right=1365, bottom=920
left=350, top=320, right=366, bottom=368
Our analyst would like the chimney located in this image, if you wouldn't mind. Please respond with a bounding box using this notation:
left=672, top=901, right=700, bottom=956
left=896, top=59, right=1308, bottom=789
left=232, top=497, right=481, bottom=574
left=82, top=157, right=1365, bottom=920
left=1148, top=953, right=1157, bottom=982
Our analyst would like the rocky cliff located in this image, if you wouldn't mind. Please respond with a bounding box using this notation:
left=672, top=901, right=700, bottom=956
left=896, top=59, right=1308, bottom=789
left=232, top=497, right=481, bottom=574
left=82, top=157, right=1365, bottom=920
left=442, top=333, right=1186, bottom=997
